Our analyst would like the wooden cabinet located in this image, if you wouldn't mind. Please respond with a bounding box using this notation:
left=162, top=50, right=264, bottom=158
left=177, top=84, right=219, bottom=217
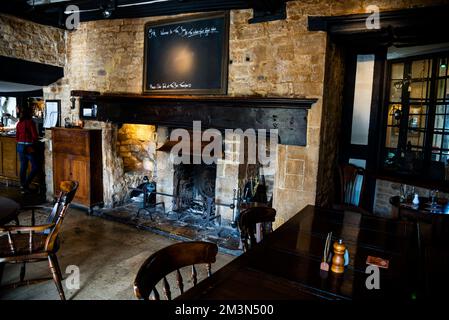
left=0, top=136, right=20, bottom=180
left=0, top=136, right=45, bottom=188
left=52, top=128, right=103, bottom=211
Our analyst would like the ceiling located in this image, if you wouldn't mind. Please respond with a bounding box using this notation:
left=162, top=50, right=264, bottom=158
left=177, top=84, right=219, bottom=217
left=0, top=0, right=289, bottom=28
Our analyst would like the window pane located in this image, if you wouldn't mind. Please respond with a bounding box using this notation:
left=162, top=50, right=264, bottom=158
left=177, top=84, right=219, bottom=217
left=387, top=104, right=402, bottom=125
left=386, top=126, right=399, bottom=148
left=351, top=54, right=374, bottom=145
left=436, top=104, right=447, bottom=114
left=411, top=59, right=431, bottom=79
left=407, top=132, right=425, bottom=148
left=432, top=151, right=440, bottom=162
left=410, top=81, right=429, bottom=99
left=386, top=104, right=401, bottom=149
left=441, top=152, right=449, bottom=164
left=434, top=114, right=446, bottom=130
left=438, top=58, right=448, bottom=77
left=391, top=63, right=404, bottom=79
left=433, top=134, right=443, bottom=149
left=390, top=82, right=402, bottom=102
left=437, top=79, right=448, bottom=100
left=409, top=105, right=427, bottom=129
left=444, top=134, right=449, bottom=150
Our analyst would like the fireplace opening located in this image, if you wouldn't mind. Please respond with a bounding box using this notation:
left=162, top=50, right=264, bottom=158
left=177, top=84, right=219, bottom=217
left=173, top=163, right=217, bottom=216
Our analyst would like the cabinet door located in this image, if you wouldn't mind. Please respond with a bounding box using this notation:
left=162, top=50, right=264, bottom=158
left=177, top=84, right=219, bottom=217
left=53, top=153, right=71, bottom=195
left=70, top=157, right=89, bottom=205
left=2, top=139, right=19, bottom=179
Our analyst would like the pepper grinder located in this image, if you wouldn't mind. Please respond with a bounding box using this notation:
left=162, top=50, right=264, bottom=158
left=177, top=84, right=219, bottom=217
left=331, top=239, right=346, bottom=274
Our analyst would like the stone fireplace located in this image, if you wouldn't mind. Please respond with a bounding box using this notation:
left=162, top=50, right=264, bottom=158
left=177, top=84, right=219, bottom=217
left=74, top=93, right=316, bottom=228
left=153, top=126, right=277, bottom=225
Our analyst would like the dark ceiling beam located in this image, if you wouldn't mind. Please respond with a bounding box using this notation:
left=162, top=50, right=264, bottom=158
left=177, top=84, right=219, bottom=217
left=247, top=0, right=287, bottom=24
left=308, top=5, right=449, bottom=48
left=0, top=56, right=64, bottom=86
left=0, top=0, right=292, bottom=28
left=76, top=0, right=250, bottom=23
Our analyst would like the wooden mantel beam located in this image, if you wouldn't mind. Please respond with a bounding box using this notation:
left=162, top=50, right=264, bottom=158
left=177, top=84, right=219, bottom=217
left=74, top=91, right=317, bottom=146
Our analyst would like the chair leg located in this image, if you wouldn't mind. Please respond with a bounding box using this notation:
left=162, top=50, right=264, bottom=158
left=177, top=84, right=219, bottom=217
left=19, top=262, right=26, bottom=282
left=48, top=254, right=66, bottom=300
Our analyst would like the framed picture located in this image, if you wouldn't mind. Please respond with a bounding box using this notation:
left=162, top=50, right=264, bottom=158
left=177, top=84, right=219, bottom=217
left=43, top=100, right=61, bottom=128
left=79, top=101, right=98, bottom=120
left=143, top=12, right=230, bottom=95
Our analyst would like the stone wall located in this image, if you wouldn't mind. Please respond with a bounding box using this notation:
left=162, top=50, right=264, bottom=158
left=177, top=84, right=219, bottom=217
left=39, top=0, right=449, bottom=219
left=315, top=41, right=346, bottom=208
left=117, top=124, right=156, bottom=174
left=0, top=14, right=66, bottom=67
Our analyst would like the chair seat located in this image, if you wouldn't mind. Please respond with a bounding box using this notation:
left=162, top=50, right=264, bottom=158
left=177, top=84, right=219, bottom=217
left=0, top=233, right=58, bottom=260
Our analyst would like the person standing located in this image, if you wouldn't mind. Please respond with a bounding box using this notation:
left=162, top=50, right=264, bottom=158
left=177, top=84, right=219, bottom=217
left=16, top=105, right=39, bottom=193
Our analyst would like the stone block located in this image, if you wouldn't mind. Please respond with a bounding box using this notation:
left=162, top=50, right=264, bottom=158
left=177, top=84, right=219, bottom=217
left=286, top=159, right=305, bottom=175
left=283, top=174, right=304, bottom=191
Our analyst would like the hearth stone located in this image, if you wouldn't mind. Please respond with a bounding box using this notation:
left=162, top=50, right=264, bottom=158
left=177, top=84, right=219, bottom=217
left=96, top=201, right=241, bottom=255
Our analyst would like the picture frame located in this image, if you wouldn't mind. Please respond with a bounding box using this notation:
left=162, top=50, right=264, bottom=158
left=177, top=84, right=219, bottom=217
left=143, top=12, right=230, bottom=95
left=43, top=99, right=61, bottom=128
left=79, top=101, right=98, bottom=120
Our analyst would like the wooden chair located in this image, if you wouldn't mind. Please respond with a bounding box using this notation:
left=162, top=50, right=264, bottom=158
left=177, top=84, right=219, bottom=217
left=134, top=241, right=218, bottom=300
left=334, top=163, right=370, bottom=214
left=0, top=181, right=78, bottom=300
left=238, top=206, right=276, bottom=252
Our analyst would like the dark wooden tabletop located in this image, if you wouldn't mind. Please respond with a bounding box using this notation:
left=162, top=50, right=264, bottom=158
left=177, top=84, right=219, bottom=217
left=0, top=196, right=19, bottom=225
left=177, top=205, right=446, bottom=300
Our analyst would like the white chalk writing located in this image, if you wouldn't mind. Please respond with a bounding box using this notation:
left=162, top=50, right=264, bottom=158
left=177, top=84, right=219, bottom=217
left=148, top=25, right=219, bottom=39
left=149, top=82, right=193, bottom=90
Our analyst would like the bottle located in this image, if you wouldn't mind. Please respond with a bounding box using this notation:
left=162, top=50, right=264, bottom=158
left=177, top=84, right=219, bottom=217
left=331, top=239, right=346, bottom=274
left=412, top=193, right=420, bottom=208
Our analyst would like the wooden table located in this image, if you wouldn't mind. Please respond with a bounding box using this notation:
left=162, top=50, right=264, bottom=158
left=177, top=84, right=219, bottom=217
left=0, top=196, right=19, bottom=225
left=178, top=205, right=436, bottom=300
left=390, top=195, right=449, bottom=222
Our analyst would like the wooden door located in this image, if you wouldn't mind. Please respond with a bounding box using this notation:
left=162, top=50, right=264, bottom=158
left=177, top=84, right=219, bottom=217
left=70, top=156, right=89, bottom=205
left=53, top=153, right=71, bottom=194
left=53, top=153, right=89, bottom=206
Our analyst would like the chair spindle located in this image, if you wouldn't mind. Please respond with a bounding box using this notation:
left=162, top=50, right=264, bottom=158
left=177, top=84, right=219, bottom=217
left=176, top=269, right=184, bottom=294
left=191, top=265, right=197, bottom=286
left=6, top=231, right=16, bottom=254
left=162, top=276, right=171, bottom=300
left=152, top=287, right=160, bottom=300
left=207, top=263, right=212, bottom=277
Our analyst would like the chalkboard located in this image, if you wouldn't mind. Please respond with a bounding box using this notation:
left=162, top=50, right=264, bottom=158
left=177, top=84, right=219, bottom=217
left=143, top=12, right=229, bottom=95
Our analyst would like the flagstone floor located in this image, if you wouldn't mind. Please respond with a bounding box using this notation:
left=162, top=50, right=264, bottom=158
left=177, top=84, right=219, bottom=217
left=0, top=186, right=235, bottom=300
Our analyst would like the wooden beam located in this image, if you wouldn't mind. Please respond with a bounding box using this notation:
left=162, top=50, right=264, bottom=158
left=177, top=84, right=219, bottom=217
left=308, top=5, right=449, bottom=48
left=75, top=92, right=317, bottom=146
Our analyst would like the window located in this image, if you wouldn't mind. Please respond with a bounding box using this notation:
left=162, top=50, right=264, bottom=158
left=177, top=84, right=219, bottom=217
left=383, top=52, right=449, bottom=180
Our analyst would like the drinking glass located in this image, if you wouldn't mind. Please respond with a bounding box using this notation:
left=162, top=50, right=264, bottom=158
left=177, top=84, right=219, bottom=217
left=430, top=189, right=438, bottom=208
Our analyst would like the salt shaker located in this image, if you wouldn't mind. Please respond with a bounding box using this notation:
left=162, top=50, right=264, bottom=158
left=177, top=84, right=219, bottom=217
left=412, top=193, right=420, bottom=208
